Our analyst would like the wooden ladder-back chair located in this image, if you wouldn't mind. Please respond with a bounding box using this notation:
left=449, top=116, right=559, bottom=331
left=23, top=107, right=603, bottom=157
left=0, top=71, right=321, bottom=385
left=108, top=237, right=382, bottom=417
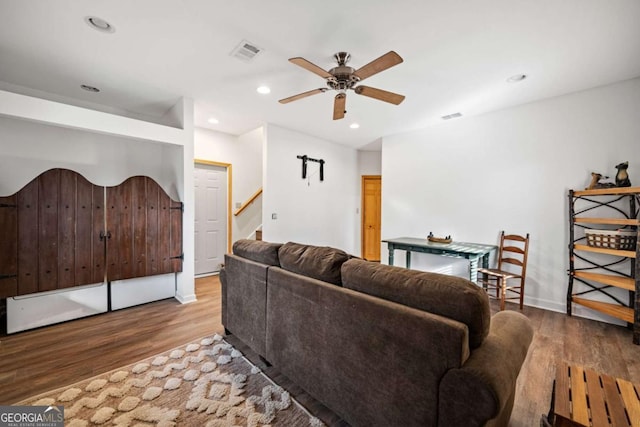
left=478, top=231, right=530, bottom=311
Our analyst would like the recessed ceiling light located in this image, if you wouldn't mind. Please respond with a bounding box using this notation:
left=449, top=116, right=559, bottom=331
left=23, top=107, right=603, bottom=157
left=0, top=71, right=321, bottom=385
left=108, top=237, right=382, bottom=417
left=80, top=84, right=100, bottom=93
left=84, top=16, right=115, bottom=33
left=257, top=86, right=271, bottom=94
left=507, top=74, right=527, bottom=83
left=349, top=123, right=360, bottom=129
left=207, top=117, right=219, bottom=124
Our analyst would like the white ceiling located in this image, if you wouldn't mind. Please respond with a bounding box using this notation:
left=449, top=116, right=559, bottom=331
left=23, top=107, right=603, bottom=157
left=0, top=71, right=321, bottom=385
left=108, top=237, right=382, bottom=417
left=1, top=0, right=639, bottom=150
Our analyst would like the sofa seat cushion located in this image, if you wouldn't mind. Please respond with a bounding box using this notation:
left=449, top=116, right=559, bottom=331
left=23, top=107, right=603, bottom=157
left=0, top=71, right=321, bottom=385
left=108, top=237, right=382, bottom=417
left=232, top=239, right=282, bottom=266
left=341, top=259, right=491, bottom=348
left=278, top=242, right=350, bottom=286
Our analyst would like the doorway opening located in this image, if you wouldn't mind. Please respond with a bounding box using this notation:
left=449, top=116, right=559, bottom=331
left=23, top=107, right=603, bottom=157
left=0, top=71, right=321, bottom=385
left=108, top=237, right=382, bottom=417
left=194, top=160, right=232, bottom=276
left=361, top=175, right=381, bottom=261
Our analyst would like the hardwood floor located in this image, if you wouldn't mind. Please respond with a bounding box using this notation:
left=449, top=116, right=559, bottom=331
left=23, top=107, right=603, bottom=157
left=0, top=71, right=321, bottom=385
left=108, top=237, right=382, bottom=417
left=507, top=301, right=640, bottom=426
left=2, top=276, right=640, bottom=426
left=0, top=276, right=222, bottom=405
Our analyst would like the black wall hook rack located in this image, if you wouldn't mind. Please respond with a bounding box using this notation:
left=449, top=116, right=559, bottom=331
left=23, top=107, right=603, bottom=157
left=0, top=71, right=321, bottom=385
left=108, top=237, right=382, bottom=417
left=297, top=155, right=325, bottom=181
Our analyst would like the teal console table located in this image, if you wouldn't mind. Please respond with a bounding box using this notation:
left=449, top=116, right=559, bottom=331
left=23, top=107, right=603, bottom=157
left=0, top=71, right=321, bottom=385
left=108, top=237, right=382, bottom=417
left=382, top=237, right=497, bottom=283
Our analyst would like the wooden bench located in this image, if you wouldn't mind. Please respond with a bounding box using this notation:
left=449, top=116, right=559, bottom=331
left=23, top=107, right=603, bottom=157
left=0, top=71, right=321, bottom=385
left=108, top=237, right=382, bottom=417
left=546, top=361, right=640, bottom=426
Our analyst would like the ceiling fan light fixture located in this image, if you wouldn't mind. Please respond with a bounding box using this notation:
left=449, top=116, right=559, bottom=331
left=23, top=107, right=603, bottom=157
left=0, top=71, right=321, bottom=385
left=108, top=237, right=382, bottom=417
left=257, top=86, right=271, bottom=94
left=349, top=123, right=360, bottom=129
left=84, top=16, right=115, bottom=33
left=281, top=50, right=404, bottom=120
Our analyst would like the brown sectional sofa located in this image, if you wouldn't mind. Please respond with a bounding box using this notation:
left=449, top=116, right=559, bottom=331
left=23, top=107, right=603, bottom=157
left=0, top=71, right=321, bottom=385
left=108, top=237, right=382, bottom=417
left=220, top=240, right=534, bottom=427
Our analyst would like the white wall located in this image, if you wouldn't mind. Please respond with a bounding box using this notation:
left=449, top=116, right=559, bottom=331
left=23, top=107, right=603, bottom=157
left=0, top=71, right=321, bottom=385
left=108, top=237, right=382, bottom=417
left=382, top=77, right=640, bottom=321
left=358, top=150, right=382, bottom=176
left=263, top=124, right=359, bottom=254
left=0, top=91, right=196, bottom=305
left=0, top=117, right=181, bottom=197
left=194, top=126, right=263, bottom=243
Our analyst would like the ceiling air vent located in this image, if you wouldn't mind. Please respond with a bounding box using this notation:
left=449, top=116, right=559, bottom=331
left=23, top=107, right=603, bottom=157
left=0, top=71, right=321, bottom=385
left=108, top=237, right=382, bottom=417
left=230, top=40, right=264, bottom=62
left=441, top=112, right=462, bottom=120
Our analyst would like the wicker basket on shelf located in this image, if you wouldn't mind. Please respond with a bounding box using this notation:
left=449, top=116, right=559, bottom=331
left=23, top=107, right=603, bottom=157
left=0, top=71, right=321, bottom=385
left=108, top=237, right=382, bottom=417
left=585, top=229, right=637, bottom=250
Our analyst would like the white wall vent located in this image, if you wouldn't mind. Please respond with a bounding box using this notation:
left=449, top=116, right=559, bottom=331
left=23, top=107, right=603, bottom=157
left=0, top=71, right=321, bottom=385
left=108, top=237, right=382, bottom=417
left=441, top=112, right=463, bottom=120
left=230, top=39, right=264, bottom=62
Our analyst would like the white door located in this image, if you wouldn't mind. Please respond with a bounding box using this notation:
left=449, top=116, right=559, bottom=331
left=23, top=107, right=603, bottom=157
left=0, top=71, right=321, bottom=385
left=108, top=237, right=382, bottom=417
left=194, top=164, right=227, bottom=275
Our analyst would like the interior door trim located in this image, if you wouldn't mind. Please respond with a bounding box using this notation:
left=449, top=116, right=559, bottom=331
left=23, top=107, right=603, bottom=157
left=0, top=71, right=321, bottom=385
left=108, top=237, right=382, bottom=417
left=194, top=159, right=232, bottom=253
left=361, top=175, right=381, bottom=261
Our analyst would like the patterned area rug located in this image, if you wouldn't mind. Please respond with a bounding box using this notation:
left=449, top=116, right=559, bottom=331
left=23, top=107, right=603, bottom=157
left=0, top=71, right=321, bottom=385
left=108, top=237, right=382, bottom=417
left=18, top=334, right=324, bottom=426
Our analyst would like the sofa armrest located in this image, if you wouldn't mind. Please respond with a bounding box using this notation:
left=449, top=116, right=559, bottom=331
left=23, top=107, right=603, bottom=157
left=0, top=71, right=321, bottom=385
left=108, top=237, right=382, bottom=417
left=221, top=253, right=270, bottom=357
left=438, top=311, right=533, bottom=427
left=219, top=266, right=227, bottom=326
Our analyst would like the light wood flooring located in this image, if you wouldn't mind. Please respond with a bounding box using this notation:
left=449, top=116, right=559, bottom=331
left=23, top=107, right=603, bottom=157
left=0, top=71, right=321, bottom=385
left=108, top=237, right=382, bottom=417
left=1, top=275, right=640, bottom=426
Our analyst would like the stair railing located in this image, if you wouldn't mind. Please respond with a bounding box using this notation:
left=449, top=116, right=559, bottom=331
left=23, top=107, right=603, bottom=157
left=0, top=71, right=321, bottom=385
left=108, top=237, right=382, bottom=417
left=234, top=187, right=263, bottom=216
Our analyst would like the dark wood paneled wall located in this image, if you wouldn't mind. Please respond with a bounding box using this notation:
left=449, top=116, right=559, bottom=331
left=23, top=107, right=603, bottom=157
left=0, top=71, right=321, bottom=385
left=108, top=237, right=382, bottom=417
left=17, top=179, right=38, bottom=295
left=170, top=199, right=183, bottom=273
left=146, top=180, right=160, bottom=276
left=0, top=169, right=183, bottom=298
left=38, top=169, right=58, bottom=291
left=0, top=195, right=18, bottom=298
left=91, top=181, right=106, bottom=284
left=158, top=189, right=172, bottom=274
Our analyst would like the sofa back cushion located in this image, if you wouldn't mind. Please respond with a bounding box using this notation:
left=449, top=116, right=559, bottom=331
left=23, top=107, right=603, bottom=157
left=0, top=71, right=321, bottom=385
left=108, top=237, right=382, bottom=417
left=266, top=266, right=469, bottom=426
left=278, top=242, right=350, bottom=286
left=341, top=259, right=491, bottom=348
left=232, top=239, right=282, bottom=266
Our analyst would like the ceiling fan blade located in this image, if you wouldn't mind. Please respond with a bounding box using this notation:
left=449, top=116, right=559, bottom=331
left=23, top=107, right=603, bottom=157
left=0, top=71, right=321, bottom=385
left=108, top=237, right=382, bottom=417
left=289, top=57, right=333, bottom=79
left=333, top=93, right=346, bottom=120
left=353, top=51, right=403, bottom=81
left=279, top=88, right=328, bottom=104
left=354, top=85, right=405, bottom=105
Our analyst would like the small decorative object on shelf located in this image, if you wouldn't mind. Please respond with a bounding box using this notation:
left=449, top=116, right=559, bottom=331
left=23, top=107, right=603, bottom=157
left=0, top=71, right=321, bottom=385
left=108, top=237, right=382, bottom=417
left=585, top=228, right=637, bottom=250
left=427, top=232, right=452, bottom=244
left=615, top=161, right=631, bottom=187
left=586, top=172, right=615, bottom=190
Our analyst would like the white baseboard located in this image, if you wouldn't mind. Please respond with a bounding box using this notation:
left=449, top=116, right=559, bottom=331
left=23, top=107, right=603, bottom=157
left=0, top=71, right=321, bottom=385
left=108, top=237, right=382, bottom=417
left=522, top=296, right=627, bottom=326
left=7, top=283, right=108, bottom=333
left=195, top=271, right=219, bottom=279
left=174, top=292, right=197, bottom=304
left=111, top=274, right=175, bottom=310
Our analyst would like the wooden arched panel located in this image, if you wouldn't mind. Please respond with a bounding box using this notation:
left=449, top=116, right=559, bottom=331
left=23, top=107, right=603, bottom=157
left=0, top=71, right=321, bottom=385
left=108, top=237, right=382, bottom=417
left=106, top=176, right=183, bottom=281
left=0, top=169, right=182, bottom=298
left=0, top=169, right=104, bottom=297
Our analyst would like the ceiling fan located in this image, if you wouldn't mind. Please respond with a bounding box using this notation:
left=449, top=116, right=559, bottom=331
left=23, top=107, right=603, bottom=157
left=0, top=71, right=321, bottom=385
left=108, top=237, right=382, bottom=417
left=279, top=51, right=405, bottom=120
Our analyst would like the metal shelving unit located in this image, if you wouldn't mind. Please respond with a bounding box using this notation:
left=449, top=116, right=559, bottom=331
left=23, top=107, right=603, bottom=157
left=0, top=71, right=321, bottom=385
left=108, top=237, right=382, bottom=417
left=567, top=187, right=640, bottom=344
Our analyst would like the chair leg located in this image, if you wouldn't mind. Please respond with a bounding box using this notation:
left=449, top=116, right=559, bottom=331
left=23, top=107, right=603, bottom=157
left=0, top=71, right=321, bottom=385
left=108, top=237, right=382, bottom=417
left=499, top=277, right=506, bottom=311
left=519, top=278, right=525, bottom=310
